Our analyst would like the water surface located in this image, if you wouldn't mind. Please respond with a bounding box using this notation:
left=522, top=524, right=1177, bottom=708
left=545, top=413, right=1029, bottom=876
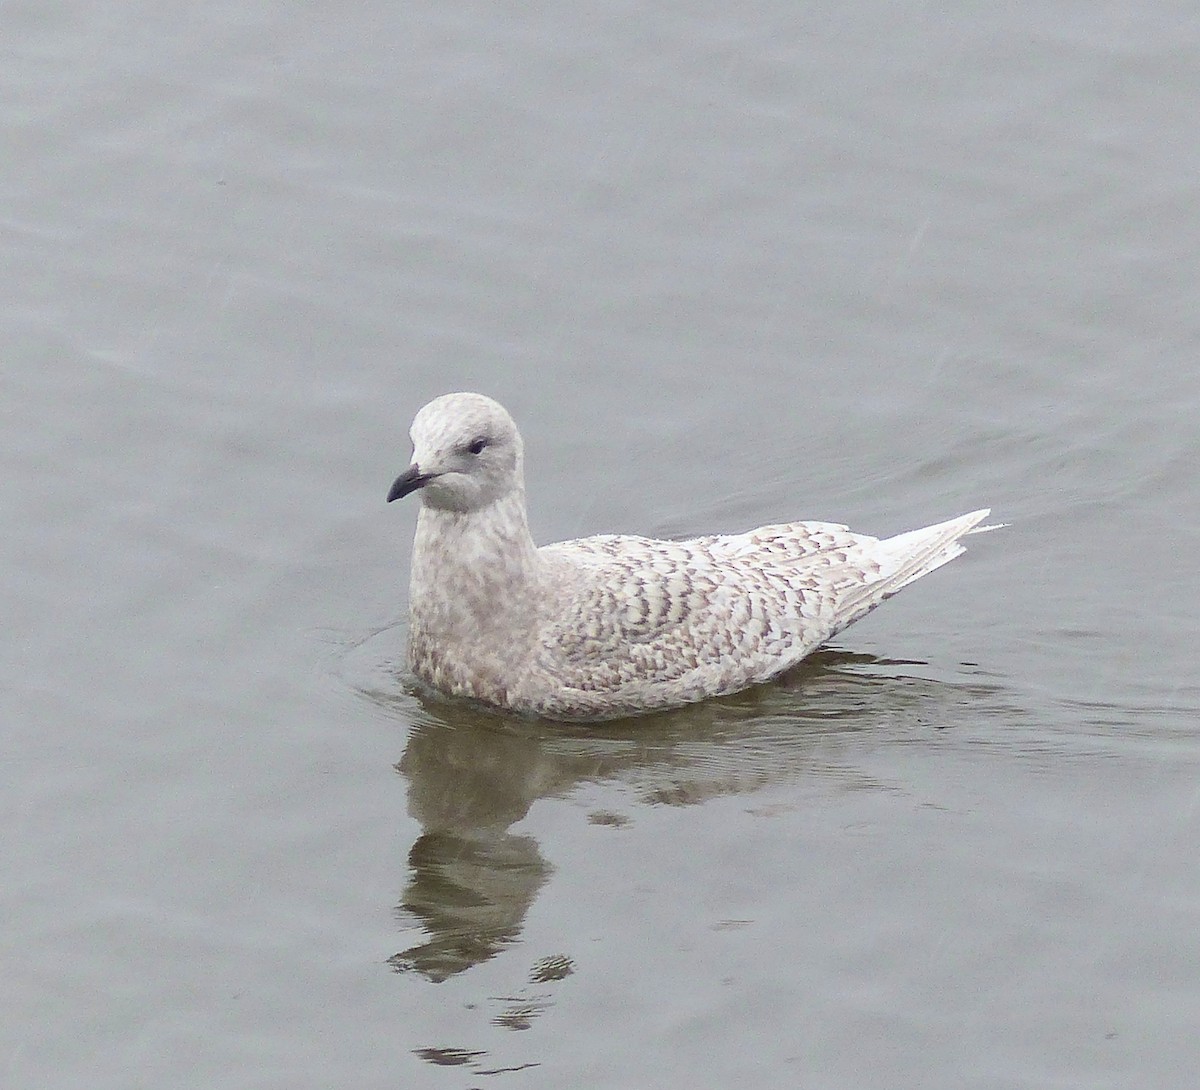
left=4, top=2, right=1199, bottom=1087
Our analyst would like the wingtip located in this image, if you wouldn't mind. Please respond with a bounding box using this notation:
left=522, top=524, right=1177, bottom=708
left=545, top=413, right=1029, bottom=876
left=966, top=509, right=1006, bottom=536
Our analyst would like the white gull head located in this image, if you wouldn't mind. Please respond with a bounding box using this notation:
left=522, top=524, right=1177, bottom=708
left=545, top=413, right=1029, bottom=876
left=387, top=392, right=524, bottom=514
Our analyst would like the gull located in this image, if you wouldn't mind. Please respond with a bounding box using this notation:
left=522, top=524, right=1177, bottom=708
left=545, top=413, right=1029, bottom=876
left=387, top=392, right=992, bottom=721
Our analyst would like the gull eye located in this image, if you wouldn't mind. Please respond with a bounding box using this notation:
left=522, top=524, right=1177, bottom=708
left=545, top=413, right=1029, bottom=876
left=467, top=437, right=488, bottom=456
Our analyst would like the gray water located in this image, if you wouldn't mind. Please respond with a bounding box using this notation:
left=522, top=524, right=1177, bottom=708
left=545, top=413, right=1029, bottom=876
left=5, top=3, right=1199, bottom=1088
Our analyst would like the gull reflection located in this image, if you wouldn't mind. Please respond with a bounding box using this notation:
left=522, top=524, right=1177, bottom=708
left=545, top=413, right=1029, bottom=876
left=388, top=717, right=558, bottom=982
left=367, top=650, right=1013, bottom=981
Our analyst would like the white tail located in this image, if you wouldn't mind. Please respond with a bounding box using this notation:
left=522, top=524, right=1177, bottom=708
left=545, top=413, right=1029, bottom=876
left=833, top=508, right=992, bottom=633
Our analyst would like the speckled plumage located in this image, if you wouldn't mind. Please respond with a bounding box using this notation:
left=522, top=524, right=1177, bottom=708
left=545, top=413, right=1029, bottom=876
left=387, top=392, right=992, bottom=721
